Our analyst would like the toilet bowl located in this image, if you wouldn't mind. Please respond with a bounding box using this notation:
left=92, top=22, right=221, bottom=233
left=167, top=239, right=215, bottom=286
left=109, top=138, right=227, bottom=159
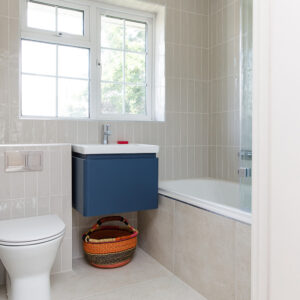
left=0, top=215, right=65, bottom=300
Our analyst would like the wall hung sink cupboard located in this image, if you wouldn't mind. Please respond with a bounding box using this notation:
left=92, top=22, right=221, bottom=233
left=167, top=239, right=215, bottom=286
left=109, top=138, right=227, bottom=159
left=72, top=144, right=159, bottom=216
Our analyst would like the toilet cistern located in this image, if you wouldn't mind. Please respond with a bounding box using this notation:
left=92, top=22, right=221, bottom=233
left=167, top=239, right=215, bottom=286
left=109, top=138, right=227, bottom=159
left=103, top=124, right=111, bottom=144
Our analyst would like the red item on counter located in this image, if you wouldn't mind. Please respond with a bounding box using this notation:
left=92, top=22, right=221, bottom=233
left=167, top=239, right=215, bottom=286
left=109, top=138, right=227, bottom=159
left=117, top=141, right=129, bottom=144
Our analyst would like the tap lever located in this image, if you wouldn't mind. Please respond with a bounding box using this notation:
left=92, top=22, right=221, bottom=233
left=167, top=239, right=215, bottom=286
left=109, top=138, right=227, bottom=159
left=103, top=124, right=112, bottom=144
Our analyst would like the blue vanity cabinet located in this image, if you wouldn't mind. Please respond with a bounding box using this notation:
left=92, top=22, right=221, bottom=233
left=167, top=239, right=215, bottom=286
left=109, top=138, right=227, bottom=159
left=72, top=153, right=159, bottom=216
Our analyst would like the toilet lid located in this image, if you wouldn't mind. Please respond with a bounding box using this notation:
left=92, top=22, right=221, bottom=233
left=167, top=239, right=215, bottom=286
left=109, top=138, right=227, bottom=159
left=0, top=215, right=65, bottom=245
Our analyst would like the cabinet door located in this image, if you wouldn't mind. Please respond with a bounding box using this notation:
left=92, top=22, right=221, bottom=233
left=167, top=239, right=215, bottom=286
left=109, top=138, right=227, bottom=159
left=83, top=154, right=158, bottom=216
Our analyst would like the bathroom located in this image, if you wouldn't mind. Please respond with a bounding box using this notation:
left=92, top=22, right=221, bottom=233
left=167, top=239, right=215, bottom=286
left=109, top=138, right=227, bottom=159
left=1, top=0, right=300, bottom=299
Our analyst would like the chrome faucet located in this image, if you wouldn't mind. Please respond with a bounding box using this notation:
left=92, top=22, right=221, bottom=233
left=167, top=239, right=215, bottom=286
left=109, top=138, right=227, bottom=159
left=103, top=124, right=111, bottom=144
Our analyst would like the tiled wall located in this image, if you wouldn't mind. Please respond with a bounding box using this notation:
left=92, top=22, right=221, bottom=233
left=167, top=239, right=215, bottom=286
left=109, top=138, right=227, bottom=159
left=0, top=0, right=210, bottom=181
left=208, top=0, right=241, bottom=182
left=0, top=144, right=72, bottom=283
left=0, top=0, right=243, bottom=183
left=139, top=195, right=251, bottom=300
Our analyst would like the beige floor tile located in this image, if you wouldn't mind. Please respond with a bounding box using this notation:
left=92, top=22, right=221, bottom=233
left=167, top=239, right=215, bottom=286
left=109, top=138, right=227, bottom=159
left=0, top=249, right=206, bottom=300
left=79, top=276, right=206, bottom=300
left=51, top=249, right=171, bottom=300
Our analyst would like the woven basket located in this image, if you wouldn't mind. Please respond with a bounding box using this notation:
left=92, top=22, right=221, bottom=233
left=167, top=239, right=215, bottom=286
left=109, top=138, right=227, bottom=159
left=82, top=216, right=138, bottom=269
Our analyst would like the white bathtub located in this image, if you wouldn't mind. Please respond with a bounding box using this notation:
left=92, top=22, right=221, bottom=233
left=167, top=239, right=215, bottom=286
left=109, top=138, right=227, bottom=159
left=159, top=179, right=252, bottom=224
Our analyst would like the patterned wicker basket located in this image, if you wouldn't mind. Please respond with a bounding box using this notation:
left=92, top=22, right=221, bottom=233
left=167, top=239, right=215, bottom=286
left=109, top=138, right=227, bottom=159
left=82, top=216, right=138, bottom=269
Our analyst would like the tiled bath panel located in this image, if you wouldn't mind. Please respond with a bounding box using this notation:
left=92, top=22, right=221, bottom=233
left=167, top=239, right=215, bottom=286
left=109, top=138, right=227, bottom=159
left=138, top=195, right=251, bottom=300
left=0, top=144, right=72, bottom=283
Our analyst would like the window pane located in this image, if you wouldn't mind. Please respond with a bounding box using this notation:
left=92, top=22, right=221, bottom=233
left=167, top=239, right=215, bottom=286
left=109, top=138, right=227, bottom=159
left=125, top=85, right=146, bottom=114
left=57, top=8, right=84, bottom=36
left=27, top=1, right=56, bottom=31
left=58, top=46, right=89, bottom=79
left=101, top=16, right=123, bottom=50
left=22, top=75, right=56, bottom=117
left=125, top=53, right=145, bottom=83
left=101, top=83, right=123, bottom=114
left=22, top=40, right=56, bottom=76
left=125, top=21, right=146, bottom=52
left=58, top=79, right=89, bottom=118
left=101, top=49, right=123, bottom=82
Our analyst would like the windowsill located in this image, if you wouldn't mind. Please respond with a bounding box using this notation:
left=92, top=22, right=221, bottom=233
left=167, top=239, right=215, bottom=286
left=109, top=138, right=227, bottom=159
left=19, top=116, right=165, bottom=122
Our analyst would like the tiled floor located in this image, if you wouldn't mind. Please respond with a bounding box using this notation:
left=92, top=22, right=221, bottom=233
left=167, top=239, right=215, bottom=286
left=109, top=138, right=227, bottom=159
left=0, top=249, right=206, bottom=300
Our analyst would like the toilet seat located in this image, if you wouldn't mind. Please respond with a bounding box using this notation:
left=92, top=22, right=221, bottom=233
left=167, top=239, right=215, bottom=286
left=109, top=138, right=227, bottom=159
left=0, top=215, right=65, bottom=247
left=0, top=230, right=65, bottom=246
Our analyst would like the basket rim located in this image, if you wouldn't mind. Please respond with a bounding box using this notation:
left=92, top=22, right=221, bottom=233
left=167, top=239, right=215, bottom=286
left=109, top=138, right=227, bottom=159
left=83, top=225, right=138, bottom=244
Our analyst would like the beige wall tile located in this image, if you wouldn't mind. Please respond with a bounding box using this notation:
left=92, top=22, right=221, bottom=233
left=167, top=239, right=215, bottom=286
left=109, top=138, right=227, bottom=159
left=208, top=0, right=240, bottom=183
left=0, top=1, right=8, bottom=17
left=8, top=0, right=19, bottom=19
left=0, top=16, right=8, bottom=57
left=8, top=17, right=19, bottom=57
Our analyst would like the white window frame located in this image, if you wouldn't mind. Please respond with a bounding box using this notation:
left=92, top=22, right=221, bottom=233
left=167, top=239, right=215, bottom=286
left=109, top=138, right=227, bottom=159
left=20, top=0, right=91, bottom=45
left=97, top=7, right=154, bottom=121
left=20, top=0, right=156, bottom=121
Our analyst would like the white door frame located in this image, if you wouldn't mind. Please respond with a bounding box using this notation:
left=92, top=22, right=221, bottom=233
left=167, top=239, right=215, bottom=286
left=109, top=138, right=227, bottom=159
left=252, top=0, right=271, bottom=298
left=252, top=0, right=300, bottom=299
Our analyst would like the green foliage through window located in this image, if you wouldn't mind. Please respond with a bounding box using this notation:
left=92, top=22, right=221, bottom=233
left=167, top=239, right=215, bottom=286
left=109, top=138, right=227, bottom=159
left=101, top=16, right=147, bottom=116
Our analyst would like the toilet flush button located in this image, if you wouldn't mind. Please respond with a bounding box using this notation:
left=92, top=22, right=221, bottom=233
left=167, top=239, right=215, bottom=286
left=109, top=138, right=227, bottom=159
left=26, top=151, right=43, bottom=171
left=5, top=151, right=26, bottom=172
left=5, top=151, right=43, bottom=172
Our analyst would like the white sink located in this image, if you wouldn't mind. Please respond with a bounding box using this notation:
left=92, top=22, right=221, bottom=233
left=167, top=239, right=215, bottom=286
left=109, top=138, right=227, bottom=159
left=72, top=144, right=159, bottom=155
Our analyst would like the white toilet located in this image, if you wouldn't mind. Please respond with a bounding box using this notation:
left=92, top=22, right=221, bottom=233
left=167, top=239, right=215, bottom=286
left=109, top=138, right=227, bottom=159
left=0, top=215, right=65, bottom=300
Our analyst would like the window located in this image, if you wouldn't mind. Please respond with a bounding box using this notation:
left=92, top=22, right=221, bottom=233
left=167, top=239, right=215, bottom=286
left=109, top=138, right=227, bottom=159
left=22, top=40, right=89, bottom=118
left=100, top=16, right=149, bottom=116
left=20, top=0, right=156, bottom=121
left=26, top=1, right=85, bottom=36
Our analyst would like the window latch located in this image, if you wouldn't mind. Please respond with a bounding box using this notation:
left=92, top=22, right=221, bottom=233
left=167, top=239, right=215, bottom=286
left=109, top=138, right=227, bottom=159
left=56, top=32, right=63, bottom=37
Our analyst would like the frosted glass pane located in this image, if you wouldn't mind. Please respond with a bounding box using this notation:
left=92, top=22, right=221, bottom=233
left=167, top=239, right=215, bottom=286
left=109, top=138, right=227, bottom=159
left=58, top=78, right=89, bottom=118
left=125, top=21, right=146, bottom=52
left=125, top=85, right=146, bottom=114
left=101, top=49, right=123, bottom=82
left=101, top=16, right=124, bottom=50
left=58, top=46, right=89, bottom=79
left=22, top=75, right=56, bottom=117
left=101, top=83, right=123, bottom=114
left=27, top=1, right=56, bottom=31
left=57, top=8, right=84, bottom=35
left=22, top=40, right=56, bottom=76
left=125, top=53, right=145, bottom=83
